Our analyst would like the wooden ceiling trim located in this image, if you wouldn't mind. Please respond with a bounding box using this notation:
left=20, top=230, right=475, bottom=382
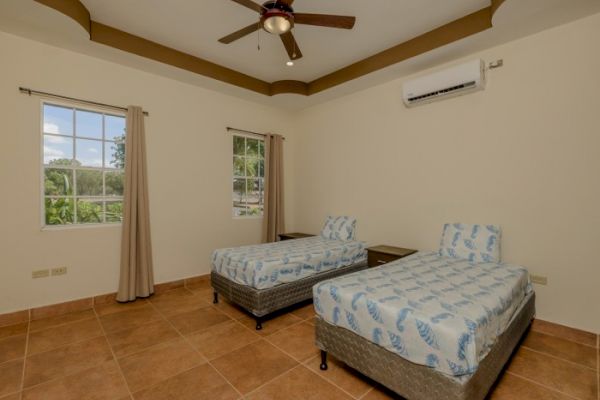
left=33, top=0, right=512, bottom=98
left=34, top=0, right=91, bottom=35
left=308, top=7, right=493, bottom=95
left=90, top=22, right=271, bottom=96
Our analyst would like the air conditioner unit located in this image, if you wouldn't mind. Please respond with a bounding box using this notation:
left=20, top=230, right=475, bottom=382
left=402, top=59, right=486, bottom=107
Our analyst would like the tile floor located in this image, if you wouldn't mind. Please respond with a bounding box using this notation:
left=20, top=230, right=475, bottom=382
left=0, top=281, right=598, bottom=400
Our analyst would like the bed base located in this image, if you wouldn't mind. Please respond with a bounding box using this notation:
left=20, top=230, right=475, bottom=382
left=316, top=292, right=535, bottom=400
left=211, top=260, right=368, bottom=330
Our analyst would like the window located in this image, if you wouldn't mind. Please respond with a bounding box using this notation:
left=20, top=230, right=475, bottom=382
left=233, top=135, right=264, bottom=217
left=42, top=102, right=126, bottom=226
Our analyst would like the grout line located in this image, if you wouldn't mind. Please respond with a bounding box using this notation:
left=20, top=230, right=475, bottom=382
left=520, top=346, right=598, bottom=372
left=91, top=306, right=134, bottom=400
left=28, top=313, right=96, bottom=334
left=146, top=298, right=245, bottom=399
left=357, top=387, right=375, bottom=399
left=531, top=327, right=598, bottom=350
left=18, top=317, right=31, bottom=398
left=505, top=371, right=581, bottom=400
left=241, top=360, right=304, bottom=398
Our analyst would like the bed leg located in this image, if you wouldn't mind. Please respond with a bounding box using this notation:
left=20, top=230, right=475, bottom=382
left=320, top=350, right=328, bottom=371
left=212, top=291, right=218, bottom=304
left=255, top=317, right=263, bottom=331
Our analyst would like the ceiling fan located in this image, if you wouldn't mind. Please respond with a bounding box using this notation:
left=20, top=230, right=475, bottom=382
left=218, top=0, right=356, bottom=61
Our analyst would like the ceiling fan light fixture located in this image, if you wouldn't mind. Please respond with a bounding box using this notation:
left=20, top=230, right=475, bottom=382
left=286, top=60, right=294, bottom=66
left=262, top=10, right=293, bottom=34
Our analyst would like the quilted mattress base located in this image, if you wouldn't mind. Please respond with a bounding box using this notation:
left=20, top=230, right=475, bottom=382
left=315, top=292, right=535, bottom=400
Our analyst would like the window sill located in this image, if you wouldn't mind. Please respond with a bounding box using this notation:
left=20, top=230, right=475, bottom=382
left=41, top=223, right=122, bottom=231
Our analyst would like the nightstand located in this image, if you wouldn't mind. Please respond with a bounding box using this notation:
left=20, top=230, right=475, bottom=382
left=366, top=245, right=418, bottom=267
left=278, top=232, right=315, bottom=241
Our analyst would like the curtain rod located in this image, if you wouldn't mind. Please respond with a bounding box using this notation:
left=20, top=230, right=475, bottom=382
left=226, top=126, right=285, bottom=140
left=18, top=87, right=149, bottom=116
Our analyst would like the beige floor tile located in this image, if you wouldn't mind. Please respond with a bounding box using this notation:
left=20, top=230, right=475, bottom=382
left=150, top=291, right=211, bottom=317
left=0, top=334, right=26, bottom=363
left=211, top=300, right=250, bottom=320
left=99, top=305, right=162, bottom=334
left=132, top=364, right=239, bottom=400
left=168, top=307, right=230, bottom=335
left=117, top=338, right=204, bottom=392
left=0, top=323, right=28, bottom=340
left=211, top=340, right=297, bottom=394
left=187, top=320, right=260, bottom=360
left=361, top=386, right=404, bottom=400
left=94, top=299, right=148, bottom=317
left=27, top=318, right=103, bottom=355
left=305, top=354, right=373, bottom=398
left=106, top=319, right=180, bottom=358
left=522, top=330, right=597, bottom=369
left=0, top=359, right=24, bottom=397
left=29, top=309, right=96, bottom=333
left=267, top=321, right=319, bottom=362
left=290, top=303, right=316, bottom=321
left=507, top=347, right=597, bottom=400
left=0, top=393, right=21, bottom=400
left=238, top=313, right=302, bottom=336
left=31, top=298, right=93, bottom=321
left=23, top=336, right=113, bottom=388
left=489, top=372, right=575, bottom=399
left=22, top=360, right=129, bottom=400
left=246, top=365, right=353, bottom=400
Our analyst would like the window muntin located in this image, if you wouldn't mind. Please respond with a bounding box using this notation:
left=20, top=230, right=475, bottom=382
left=233, top=135, right=264, bottom=217
left=42, top=103, right=126, bottom=227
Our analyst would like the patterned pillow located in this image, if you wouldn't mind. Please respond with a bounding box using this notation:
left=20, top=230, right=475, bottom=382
left=320, top=216, right=357, bottom=241
left=439, top=223, right=501, bottom=263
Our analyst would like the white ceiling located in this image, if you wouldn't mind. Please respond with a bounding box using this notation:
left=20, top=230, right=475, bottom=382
left=80, top=0, right=490, bottom=82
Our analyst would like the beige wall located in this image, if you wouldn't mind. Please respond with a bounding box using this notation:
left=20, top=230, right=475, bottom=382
left=0, top=31, right=295, bottom=314
left=290, top=13, right=600, bottom=333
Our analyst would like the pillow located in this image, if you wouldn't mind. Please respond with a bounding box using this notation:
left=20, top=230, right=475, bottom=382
left=320, top=216, right=357, bottom=241
left=439, top=223, right=501, bottom=263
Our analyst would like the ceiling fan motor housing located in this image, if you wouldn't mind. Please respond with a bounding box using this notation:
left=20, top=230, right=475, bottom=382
left=261, top=1, right=294, bottom=34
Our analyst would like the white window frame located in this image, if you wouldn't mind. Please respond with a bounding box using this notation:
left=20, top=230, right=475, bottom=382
left=40, top=99, right=126, bottom=230
left=232, top=133, right=265, bottom=219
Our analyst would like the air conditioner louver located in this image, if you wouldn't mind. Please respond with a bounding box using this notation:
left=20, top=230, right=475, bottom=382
left=403, top=60, right=485, bottom=107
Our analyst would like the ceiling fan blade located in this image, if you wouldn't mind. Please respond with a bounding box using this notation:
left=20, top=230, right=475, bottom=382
left=294, top=13, right=356, bottom=29
left=230, top=0, right=264, bottom=13
left=275, top=0, right=295, bottom=6
left=218, top=22, right=261, bottom=44
left=280, top=31, right=302, bottom=60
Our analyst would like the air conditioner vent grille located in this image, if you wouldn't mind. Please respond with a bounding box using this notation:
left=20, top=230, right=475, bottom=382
left=408, top=81, right=477, bottom=102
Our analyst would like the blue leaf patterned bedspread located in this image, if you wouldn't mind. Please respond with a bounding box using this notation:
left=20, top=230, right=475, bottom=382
left=211, top=237, right=367, bottom=290
left=313, top=251, right=532, bottom=378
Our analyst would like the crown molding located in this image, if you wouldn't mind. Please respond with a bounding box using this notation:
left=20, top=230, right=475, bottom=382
left=33, top=0, right=509, bottom=97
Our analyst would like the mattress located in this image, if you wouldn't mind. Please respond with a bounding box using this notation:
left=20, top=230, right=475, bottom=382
left=313, top=251, right=532, bottom=377
left=211, top=236, right=367, bottom=290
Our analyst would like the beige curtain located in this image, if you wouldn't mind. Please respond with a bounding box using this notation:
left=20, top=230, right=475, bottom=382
left=117, top=106, right=154, bottom=302
left=262, top=134, right=285, bottom=243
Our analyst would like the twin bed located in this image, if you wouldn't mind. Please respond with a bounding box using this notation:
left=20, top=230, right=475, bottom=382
left=210, top=220, right=534, bottom=399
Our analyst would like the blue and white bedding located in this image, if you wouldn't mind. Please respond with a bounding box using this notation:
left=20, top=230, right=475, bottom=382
left=314, top=251, right=532, bottom=378
left=212, top=236, right=367, bottom=290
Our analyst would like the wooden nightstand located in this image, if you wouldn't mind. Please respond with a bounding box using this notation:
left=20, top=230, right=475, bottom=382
left=278, top=232, right=315, bottom=241
left=366, top=245, right=418, bottom=267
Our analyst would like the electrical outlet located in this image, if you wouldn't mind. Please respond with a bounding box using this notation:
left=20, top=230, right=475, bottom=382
left=32, top=269, right=50, bottom=279
left=51, top=267, right=67, bottom=276
left=530, top=275, right=548, bottom=285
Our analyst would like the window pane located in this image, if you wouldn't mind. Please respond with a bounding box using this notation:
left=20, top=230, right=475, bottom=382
left=233, top=156, right=245, bottom=177
left=44, top=168, right=73, bottom=196
left=75, top=138, right=103, bottom=167
left=259, top=159, right=264, bottom=178
left=247, top=179, right=261, bottom=209
left=105, top=139, right=125, bottom=169
left=105, top=115, right=126, bottom=141
left=233, top=136, right=245, bottom=156
left=43, top=104, right=72, bottom=135
left=105, top=171, right=124, bottom=196
left=75, top=109, right=102, bottom=139
left=246, top=138, right=259, bottom=157
left=76, top=170, right=103, bottom=196
left=44, top=135, right=73, bottom=165
left=233, top=178, right=246, bottom=207
left=45, top=197, right=74, bottom=225
left=105, top=200, right=123, bottom=222
left=233, top=206, right=248, bottom=217
left=259, top=141, right=264, bottom=158
left=76, top=198, right=103, bottom=224
left=246, top=158, right=259, bottom=177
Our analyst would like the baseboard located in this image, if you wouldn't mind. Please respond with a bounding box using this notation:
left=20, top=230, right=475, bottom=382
left=0, top=273, right=210, bottom=327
